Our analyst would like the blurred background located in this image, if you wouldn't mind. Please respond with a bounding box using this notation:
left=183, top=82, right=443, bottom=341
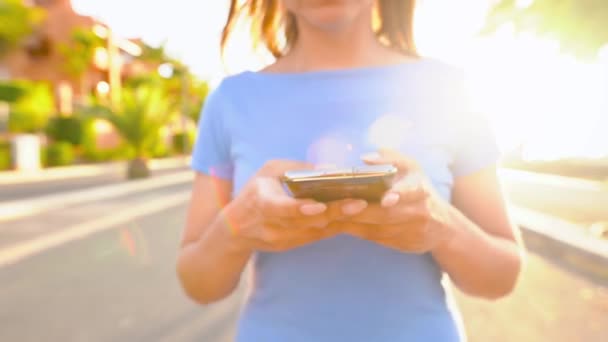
left=0, top=0, right=606, bottom=341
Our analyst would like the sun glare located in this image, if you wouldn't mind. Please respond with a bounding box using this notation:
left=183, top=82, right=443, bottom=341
left=72, top=0, right=607, bottom=161
left=415, top=2, right=608, bottom=161
left=461, top=29, right=607, bottom=160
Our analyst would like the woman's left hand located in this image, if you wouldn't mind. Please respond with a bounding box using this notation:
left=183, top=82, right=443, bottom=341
left=330, top=149, right=456, bottom=253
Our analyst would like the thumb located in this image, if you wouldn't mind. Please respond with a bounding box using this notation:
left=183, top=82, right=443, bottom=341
left=360, top=151, right=390, bottom=165
left=361, top=149, right=418, bottom=173
left=260, top=159, right=314, bottom=177
left=381, top=171, right=428, bottom=207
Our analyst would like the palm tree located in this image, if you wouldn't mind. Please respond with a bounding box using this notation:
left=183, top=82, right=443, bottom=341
left=100, top=82, right=177, bottom=179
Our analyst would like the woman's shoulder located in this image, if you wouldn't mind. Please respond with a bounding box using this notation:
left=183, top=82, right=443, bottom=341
left=416, top=57, right=466, bottom=81
left=203, top=71, right=258, bottom=111
left=212, top=71, right=255, bottom=95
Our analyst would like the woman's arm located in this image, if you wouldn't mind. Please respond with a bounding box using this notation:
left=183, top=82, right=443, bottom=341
left=178, top=161, right=344, bottom=305
left=335, top=150, right=525, bottom=300
left=431, top=166, right=525, bottom=299
left=177, top=173, right=252, bottom=305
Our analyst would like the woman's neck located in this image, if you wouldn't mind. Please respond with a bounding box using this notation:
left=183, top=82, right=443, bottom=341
left=270, top=14, right=408, bottom=73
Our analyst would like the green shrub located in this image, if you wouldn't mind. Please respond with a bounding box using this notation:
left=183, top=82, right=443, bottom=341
left=81, top=117, right=109, bottom=162
left=39, top=144, right=47, bottom=167
left=8, top=81, right=54, bottom=133
left=44, top=142, right=75, bottom=167
left=45, top=116, right=83, bottom=146
left=171, top=131, right=195, bottom=154
left=80, top=117, right=134, bottom=162
left=109, top=144, right=135, bottom=161
left=150, top=138, right=170, bottom=158
left=0, top=141, right=11, bottom=171
left=0, top=81, right=27, bottom=102
left=99, top=83, right=175, bottom=160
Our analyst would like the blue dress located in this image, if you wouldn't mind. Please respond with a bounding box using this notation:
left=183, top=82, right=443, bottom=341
left=191, top=59, right=500, bottom=341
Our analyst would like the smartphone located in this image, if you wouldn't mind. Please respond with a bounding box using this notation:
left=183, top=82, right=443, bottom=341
left=281, top=164, right=397, bottom=202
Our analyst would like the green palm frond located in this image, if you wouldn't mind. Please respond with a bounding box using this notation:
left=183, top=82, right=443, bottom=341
left=103, top=84, right=177, bottom=157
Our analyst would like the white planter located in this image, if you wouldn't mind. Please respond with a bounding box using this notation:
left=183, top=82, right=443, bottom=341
left=11, top=134, right=41, bottom=171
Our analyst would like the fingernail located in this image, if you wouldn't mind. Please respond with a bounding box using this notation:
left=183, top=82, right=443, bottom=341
left=300, top=203, right=327, bottom=216
left=312, top=221, right=328, bottom=229
left=342, top=200, right=368, bottom=215
left=361, top=152, right=381, bottom=161
left=381, top=193, right=400, bottom=207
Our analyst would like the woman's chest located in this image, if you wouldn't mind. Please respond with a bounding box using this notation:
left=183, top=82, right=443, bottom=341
left=228, top=98, right=455, bottom=199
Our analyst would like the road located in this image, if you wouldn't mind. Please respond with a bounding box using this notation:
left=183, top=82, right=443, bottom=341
left=0, top=170, right=606, bottom=341
left=0, top=182, right=242, bottom=342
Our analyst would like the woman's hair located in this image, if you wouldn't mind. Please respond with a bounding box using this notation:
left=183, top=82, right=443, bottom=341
left=221, top=0, right=417, bottom=58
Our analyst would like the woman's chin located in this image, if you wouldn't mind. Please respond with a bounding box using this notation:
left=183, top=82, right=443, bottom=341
left=299, top=5, right=363, bottom=31
left=303, top=15, right=360, bottom=32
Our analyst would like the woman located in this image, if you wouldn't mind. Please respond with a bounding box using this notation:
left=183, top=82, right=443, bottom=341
left=177, top=1, right=525, bottom=341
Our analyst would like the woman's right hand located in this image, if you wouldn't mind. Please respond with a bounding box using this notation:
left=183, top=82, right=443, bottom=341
left=219, top=160, right=355, bottom=253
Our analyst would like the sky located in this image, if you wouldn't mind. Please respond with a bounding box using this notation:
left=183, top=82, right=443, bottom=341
left=71, top=0, right=229, bottom=80
left=70, top=0, right=608, bottom=160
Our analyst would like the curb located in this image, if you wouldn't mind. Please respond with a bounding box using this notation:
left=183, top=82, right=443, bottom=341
left=0, top=156, right=192, bottom=185
left=500, top=169, right=608, bottom=191
left=512, top=205, right=608, bottom=286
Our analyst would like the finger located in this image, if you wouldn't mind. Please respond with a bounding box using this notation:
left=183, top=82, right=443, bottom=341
left=338, top=202, right=423, bottom=225
left=256, top=224, right=339, bottom=252
left=324, top=198, right=368, bottom=220
left=332, top=221, right=423, bottom=240
left=339, top=199, right=369, bottom=216
left=256, top=178, right=326, bottom=218
left=336, top=203, right=397, bottom=225
left=397, top=201, right=430, bottom=221
left=360, top=149, right=418, bottom=173
left=260, top=159, right=314, bottom=177
left=382, top=172, right=428, bottom=207
left=269, top=215, right=331, bottom=230
left=381, top=192, right=401, bottom=208
left=259, top=163, right=329, bottom=216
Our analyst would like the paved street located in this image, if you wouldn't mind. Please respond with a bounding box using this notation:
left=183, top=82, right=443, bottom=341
left=0, top=170, right=607, bottom=341
left=0, top=205, right=241, bottom=342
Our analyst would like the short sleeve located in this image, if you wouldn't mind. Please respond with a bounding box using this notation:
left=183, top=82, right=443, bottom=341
left=190, top=83, right=234, bottom=180
left=448, top=73, right=501, bottom=177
